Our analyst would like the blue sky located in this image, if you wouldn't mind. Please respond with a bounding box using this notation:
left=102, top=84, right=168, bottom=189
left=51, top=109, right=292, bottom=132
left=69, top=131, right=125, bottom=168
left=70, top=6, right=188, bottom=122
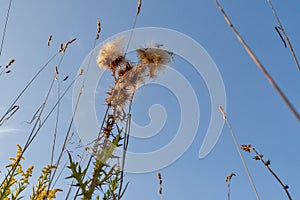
left=0, top=0, right=299, bottom=199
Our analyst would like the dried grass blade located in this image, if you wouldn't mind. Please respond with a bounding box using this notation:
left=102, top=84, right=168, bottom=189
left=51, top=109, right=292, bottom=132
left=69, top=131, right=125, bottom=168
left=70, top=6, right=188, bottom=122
left=274, top=26, right=287, bottom=48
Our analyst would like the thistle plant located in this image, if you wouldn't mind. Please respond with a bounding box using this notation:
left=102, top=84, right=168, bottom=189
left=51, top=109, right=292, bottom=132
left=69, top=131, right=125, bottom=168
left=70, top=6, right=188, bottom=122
left=67, top=34, right=173, bottom=200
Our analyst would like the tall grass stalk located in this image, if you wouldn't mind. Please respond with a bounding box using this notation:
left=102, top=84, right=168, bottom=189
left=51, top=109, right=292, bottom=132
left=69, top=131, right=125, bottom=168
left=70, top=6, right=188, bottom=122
left=124, top=0, right=142, bottom=57
left=0, top=0, right=13, bottom=56
left=46, top=39, right=77, bottom=194
left=219, top=106, right=261, bottom=200
left=266, top=0, right=300, bottom=71
left=215, top=0, right=300, bottom=122
left=66, top=20, right=111, bottom=200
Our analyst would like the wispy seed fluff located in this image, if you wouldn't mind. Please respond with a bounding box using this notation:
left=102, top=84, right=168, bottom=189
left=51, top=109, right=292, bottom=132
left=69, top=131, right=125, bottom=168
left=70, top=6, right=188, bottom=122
left=97, top=36, right=126, bottom=69
left=136, top=44, right=173, bottom=78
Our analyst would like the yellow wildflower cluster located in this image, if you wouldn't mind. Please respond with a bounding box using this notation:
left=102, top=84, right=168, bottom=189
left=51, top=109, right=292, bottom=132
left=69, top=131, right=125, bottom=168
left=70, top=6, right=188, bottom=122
left=30, top=165, right=62, bottom=200
left=0, top=144, right=34, bottom=199
left=31, top=188, right=62, bottom=200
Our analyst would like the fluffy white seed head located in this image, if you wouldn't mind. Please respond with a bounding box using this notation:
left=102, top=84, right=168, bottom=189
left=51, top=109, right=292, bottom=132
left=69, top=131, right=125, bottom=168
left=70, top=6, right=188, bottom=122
left=136, top=44, right=173, bottom=78
left=97, top=36, right=126, bottom=69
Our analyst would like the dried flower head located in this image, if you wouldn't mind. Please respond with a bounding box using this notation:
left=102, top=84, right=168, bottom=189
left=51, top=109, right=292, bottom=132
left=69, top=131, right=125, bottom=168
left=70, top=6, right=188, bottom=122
left=97, top=36, right=126, bottom=70
left=225, top=172, right=236, bottom=182
left=109, top=84, right=131, bottom=120
left=137, top=0, right=142, bottom=15
left=109, top=63, right=147, bottom=119
left=136, top=44, right=173, bottom=78
left=241, top=144, right=252, bottom=153
left=118, top=63, right=147, bottom=90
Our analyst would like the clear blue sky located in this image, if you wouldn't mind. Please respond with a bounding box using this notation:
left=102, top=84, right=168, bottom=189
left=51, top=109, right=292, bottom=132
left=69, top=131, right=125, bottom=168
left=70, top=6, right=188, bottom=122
left=0, top=0, right=299, bottom=199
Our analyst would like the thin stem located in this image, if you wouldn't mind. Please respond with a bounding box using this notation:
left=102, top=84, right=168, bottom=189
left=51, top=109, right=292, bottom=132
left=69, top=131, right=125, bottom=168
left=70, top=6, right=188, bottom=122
left=0, top=75, right=77, bottom=195
left=267, top=0, right=300, bottom=71
left=46, top=53, right=66, bottom=195
left=0, top=71, right=56, bottom=191
left=215, top=0, right=300, bottom=122
left=49, top=81, right=60, bottom=179
left=0, top=0, right=13, bottom=56
left=26, top=76, right=78, bottom=150
left=0, top=68, right=7, bottom=77
left=117, top=3, right=142, bottom=195
left=124, top=0, right=142, bottom=57
left=227, top=181, right=231, bottom=200
left=117, top=92, right=134, bottom=200
left=0, top=52, right=59, bottom=126
left=219, top=106, right=261, bottom=200
left=251, top=147, right=293, bottom=200
left=69, top=34, right=107, bottom=199
left=47, top=75, right=83, bottom=191
left=71, top=105, right=109, bottom=200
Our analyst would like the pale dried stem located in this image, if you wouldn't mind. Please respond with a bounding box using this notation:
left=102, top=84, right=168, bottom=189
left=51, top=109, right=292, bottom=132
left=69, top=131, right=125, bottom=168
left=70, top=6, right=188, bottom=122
left=216, top=0, right=300, bottom=122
